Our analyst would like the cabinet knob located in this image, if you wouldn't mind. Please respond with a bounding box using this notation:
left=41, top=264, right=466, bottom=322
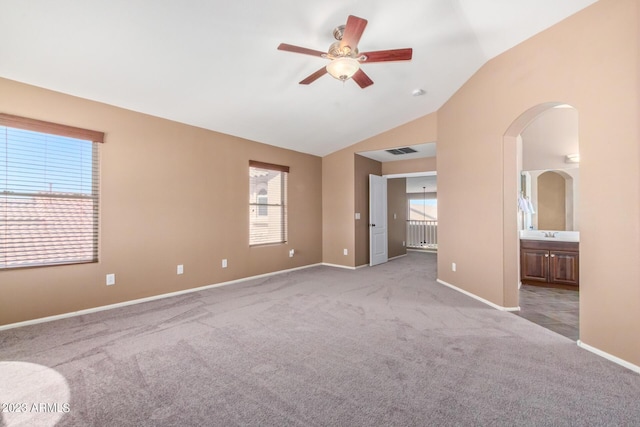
left=545, top=254, right=549, bottom=257
left=551, top=254, right=555, bottom=258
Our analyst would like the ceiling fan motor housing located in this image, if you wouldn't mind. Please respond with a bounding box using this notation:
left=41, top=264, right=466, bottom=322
left=328, top=41, right=358, bottom=59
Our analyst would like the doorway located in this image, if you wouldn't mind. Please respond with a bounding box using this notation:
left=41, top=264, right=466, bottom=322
left=504, top=103, right=580, bottom=341
left=355, top=143, right=436, bottom=267
left=406, top=175, right=438, bottom=251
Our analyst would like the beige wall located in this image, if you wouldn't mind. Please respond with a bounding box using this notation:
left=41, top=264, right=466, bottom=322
left=354, top=154, right=382, bottom=267
left=436, top=0, right=639, bottom=365
left=0, top=77, right=323, bottom=326
left=382, top=157, right=436, bottom=175
left=387, top=178, right=407, bottom=258
left=322, top=149, right=355, bottom=266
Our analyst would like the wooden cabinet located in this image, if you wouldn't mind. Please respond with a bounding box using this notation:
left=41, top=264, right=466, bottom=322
left=520, top=239, right=579, bottom=288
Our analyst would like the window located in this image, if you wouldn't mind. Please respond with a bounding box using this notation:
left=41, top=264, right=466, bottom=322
left=408, top=198, right=438, bottom=221
left=249, top=161, right=288, bottom=246
left=0, top=114, right=104, bottom=269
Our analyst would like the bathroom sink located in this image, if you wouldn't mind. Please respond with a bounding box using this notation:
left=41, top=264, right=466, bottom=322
left=519, top=230, right=580, bottom=242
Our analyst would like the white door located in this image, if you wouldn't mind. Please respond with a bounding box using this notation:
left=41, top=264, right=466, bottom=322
left=369, top=174, right=388, bottom=266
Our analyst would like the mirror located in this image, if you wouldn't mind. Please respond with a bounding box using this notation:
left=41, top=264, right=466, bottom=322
left=521, top=168, right=579, bottom=231
left=519, top=106, right=579, bottom=232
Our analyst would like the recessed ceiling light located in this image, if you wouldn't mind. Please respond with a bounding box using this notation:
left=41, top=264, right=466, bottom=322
left=412, top=89, right=426, bottom=97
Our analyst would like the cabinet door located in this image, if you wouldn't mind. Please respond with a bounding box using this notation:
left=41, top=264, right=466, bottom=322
left=550, top=251, right=579, bottom=286
left=521, top=249, right=549, bottom=282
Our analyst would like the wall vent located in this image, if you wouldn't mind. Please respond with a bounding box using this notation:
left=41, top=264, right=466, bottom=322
left=385, top=147, right=417, bottom=155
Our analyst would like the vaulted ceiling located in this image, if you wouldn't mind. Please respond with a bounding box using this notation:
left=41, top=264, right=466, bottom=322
left=0, top=0, right=597, bottom=156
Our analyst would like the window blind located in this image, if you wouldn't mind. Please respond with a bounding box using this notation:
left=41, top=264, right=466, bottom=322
left=0, top=114, right=103, bottom=269
left=249, top=161, right=288, bottom=246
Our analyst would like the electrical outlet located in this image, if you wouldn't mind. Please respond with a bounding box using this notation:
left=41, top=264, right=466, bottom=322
left=355, top=213, right=360, bottom=220
left=177, top=264, right=184, bottom=275
left=452, top=262, right=457, bottom=272
left=106, top=274, right=115, bottom=286
left=343, top=249, right=348, bottom=256
left=289, top=249, right=295, bottom=258
left=222, top=259, right=227, bottom=268
left=402, top=241, right=405, bottom=247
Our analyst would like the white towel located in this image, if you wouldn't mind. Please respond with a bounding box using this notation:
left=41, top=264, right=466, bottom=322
left=518, top=196, right=529, bottom=213
left=526, top=198, right=535, bottom=214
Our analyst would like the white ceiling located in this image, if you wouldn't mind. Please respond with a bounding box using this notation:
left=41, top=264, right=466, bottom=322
left=0, top=0, right=597, bottom=157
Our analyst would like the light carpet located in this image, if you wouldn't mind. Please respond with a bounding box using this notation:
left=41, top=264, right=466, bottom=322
left=1, top=252, right=639, bottom=426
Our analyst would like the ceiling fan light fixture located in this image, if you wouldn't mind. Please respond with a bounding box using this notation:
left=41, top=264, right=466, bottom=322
left=326, top=57, right=360, bottom=81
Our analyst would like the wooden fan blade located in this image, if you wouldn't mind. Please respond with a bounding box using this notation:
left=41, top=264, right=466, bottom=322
left=352, top=69, right=373, bottom=89
left=340, top=15, right=368, bottom=51
left=299, top=67, right=328, bottom=85
left=278, top=43, right=327, bottom=58
left=360, top=48, right=413, bottom=63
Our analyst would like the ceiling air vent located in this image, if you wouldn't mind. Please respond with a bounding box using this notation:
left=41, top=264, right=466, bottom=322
left=385, top=147, right=417, bottom=155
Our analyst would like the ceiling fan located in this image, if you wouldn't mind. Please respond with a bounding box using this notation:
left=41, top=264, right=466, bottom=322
left=277, top=15, right=413, bottom=89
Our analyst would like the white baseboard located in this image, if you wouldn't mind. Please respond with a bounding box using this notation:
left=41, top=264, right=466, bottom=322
left=577, top=340, right=640, bottom=374
left=322, top=262, right=357, bottom=270
left=436, top=278, right=639, bottom=374
left=436, top=279, right=521, bottom=312
left=352, top=254, right=408, bottom=270
left=0, top=263, right=323, bottom=332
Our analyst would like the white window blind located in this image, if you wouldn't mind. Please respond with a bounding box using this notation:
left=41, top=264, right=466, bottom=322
left=0, top=114, right=104, bottom=269
left=249, top=161, right=288, bottom=246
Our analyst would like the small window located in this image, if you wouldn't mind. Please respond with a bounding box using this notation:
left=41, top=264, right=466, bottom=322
left=0, top=114, right=104, bottom=269
left=249, top=161, right=288, bottom=246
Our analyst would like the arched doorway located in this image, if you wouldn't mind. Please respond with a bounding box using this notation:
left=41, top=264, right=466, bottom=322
left=503, top=102, right=580, bottom=340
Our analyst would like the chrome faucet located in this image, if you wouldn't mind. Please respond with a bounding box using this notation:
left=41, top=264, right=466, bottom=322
left=543, top=231, right=558, bottom=238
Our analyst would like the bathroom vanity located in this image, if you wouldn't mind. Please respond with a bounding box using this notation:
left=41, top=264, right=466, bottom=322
left=520, top=231, right=579, bottom=288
